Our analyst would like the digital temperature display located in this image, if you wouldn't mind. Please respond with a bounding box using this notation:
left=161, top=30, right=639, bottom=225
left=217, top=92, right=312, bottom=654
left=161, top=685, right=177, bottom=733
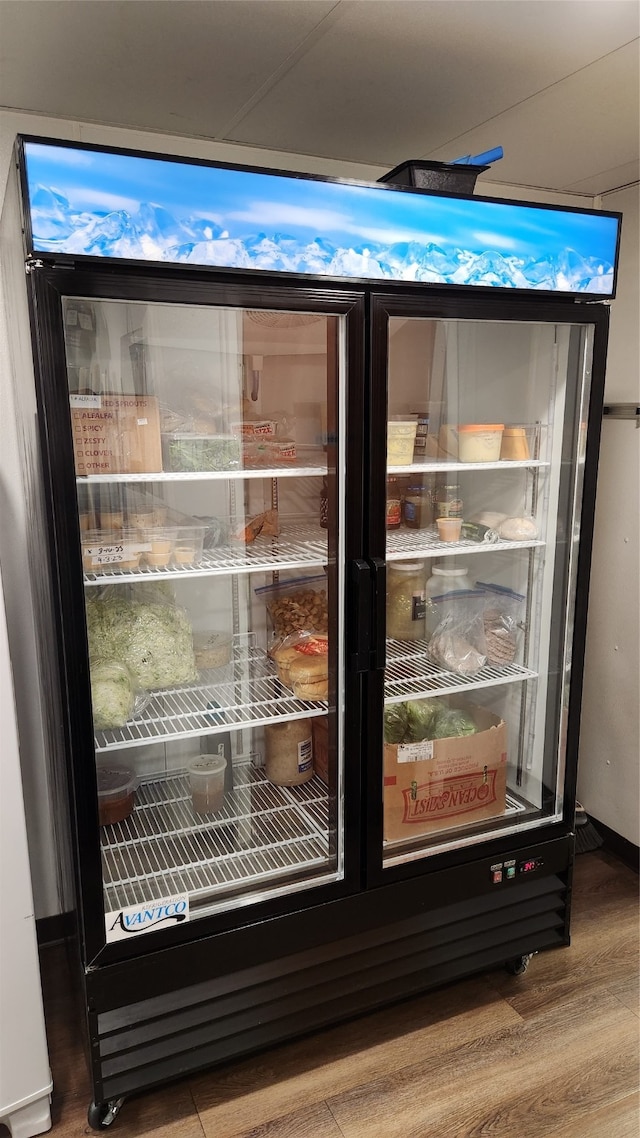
left=519, top=858, right=543, bottom=874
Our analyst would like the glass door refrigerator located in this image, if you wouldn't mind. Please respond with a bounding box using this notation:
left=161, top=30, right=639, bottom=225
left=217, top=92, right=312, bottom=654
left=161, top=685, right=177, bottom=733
left=13, top=137, right=620, bottom=1124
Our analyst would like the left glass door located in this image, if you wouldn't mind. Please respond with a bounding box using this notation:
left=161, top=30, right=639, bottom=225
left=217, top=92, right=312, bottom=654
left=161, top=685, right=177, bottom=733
left=63, top=296, right=345, bottom=936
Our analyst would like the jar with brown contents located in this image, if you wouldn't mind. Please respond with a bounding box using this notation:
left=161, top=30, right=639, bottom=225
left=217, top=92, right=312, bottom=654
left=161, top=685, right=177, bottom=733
left=264, top=720, right=313, bottom=786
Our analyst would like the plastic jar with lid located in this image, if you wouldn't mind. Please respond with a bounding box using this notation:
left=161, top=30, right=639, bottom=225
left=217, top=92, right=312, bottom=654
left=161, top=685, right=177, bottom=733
left=425, top=564, right=473, bottom=634
left=403, top=482, right=433, bottom=529
left=386, top=476, right=402, bottom=529
left=435, top=482, right=463, bottom=519
left=387, top=561, right=427, bottom=641
left=458, top=424, right=504, bottom=463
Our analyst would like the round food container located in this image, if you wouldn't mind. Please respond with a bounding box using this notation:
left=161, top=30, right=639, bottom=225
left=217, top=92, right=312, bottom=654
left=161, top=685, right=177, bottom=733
left=264, top=720, right=313, bottom=786
left=187, top=754, right=227, bottom=814
left=193, top=631, right=233, bottom=670
left=97, top=765, right=137, bottom=827
left=386, top=560, right=426, bottom=642
left=500, top=427, right=530, bottom=460
left=458, top=424, right=504, bottom=463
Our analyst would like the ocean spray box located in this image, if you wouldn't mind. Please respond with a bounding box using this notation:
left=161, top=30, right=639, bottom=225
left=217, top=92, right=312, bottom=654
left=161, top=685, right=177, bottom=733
left=383, top=702, right=507, bottom=842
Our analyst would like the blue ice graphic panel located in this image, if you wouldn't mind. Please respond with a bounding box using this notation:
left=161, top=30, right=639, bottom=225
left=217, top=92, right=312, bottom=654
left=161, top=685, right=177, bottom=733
left=22, top=140, right=620, bottom=296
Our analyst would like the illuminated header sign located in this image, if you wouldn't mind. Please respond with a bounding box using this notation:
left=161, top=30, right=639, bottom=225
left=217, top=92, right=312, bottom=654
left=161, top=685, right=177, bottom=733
left=21, top=138, right=620, bottom=296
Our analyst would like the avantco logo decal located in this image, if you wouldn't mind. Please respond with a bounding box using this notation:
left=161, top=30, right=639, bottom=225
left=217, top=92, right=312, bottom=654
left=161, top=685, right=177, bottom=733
left=105, top=894, right=189, bottom=943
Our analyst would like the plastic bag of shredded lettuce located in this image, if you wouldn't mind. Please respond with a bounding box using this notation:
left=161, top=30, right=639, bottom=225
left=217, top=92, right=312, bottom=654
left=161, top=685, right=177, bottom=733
left=90, top=659, right=135, bottom=730
left=86, top=584, right=197, bottom=691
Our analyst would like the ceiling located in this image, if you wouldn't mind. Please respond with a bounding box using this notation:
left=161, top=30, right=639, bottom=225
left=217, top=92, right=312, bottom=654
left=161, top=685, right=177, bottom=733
left=0, top=0, right=638, bottom=196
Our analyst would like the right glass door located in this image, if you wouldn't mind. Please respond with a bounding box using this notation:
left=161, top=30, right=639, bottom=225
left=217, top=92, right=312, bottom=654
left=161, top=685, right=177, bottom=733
left=382, top=315, right=594, bottom=866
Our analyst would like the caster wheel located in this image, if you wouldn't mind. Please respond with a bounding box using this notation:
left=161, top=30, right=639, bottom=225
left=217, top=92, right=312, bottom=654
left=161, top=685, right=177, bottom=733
left=87, top=1098, right=125, bottom=1130
left=505, top=953, right=535, bottom=976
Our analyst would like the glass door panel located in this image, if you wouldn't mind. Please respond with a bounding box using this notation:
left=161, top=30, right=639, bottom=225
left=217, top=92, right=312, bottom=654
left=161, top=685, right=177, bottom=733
left=63, top=298, right=345, bottom=927
left=382, top=315, right=593, bottom=866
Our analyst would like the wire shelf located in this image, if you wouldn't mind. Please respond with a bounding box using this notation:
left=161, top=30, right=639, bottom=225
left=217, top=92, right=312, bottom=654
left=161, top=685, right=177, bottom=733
left=387, top=529, right=545, bottom=561
left=385, top=638, right=537, bottom=702
left=101, top=763, right=331, bottom=912
left=83, top=521, right=328, bottom=584
left=77, top=450, right=328, bottom=484
left=387, top=459, right=549, bottom=475
left=95, top=648, right=327, bottom=752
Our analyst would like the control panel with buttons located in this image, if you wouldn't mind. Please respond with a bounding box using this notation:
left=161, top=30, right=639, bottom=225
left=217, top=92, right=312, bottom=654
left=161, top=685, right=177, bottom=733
left=490, top=856, right=544, bottom=883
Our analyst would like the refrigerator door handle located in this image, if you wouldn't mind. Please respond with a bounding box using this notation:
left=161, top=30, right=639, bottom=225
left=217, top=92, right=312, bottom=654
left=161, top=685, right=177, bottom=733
left=347, top=559, right=372, bottom=673
left=368, top=557, right=387, bottom=671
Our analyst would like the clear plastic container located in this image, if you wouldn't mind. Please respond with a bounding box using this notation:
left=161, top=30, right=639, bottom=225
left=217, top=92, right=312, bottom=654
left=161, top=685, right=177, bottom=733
left=387, top=560, right=427, bottom=642
left=97, top=765, right=138, bottom=827
left=187, top=754, right=227, bottom=814
left=145, top=528, right=176, bottom=568
left=458, top=424, right=504, bottom=462
left=193, top=631, right=233, bottom=670
left=425, top=565, right=473, bottom=635
left=172, top=526, right=205, bottom=566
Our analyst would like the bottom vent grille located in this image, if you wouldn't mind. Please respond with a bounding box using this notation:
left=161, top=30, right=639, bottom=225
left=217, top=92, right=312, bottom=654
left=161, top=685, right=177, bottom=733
left=96, top=874, right=566, bottom=1097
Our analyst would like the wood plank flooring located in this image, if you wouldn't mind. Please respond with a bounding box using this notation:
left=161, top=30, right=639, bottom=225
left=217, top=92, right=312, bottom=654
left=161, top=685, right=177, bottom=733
left=28, top=850, right=640, bottom=1138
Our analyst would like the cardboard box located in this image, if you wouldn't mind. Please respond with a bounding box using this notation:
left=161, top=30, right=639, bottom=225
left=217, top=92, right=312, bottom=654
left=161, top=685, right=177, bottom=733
left=383, top=702, right=507, bottom=842
left=71, top=394, right=162, bottom=475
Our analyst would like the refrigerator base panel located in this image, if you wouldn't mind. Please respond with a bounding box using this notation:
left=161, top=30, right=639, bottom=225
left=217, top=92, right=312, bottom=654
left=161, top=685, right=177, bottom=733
left=86, top=837, right=572, bottom=1103
left=101, top=766, right=334, bottom=913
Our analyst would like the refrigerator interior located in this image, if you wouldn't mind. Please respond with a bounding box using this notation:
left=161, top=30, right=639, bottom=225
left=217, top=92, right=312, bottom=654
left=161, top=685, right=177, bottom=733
left=382, top=315, right=592, bottom=865
left=66, top=298, right=346, bottom=926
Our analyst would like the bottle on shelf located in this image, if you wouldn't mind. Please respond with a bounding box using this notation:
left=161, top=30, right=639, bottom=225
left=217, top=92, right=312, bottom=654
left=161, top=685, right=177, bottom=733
left=386, top=476, right=402, bottom=530
left=435, top=479, right=463, bottom=520
left=403, top=479, right=433, bottom=529
left=387, top=560, right=427, bottom=641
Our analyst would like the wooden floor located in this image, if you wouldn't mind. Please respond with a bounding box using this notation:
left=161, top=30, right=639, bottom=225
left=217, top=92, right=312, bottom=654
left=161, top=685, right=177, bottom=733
left=33, top=850, right=639, bottom=1138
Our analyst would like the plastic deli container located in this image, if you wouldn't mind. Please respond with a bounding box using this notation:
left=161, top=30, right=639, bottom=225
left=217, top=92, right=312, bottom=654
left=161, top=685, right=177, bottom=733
left=458, top=424, right=504, bottom=463
left=187, top=754, right=227, bottom=814
left=193, top=631, right=233, bottom=670
left=97, top=765, right=138, bottom=827
left=387, top=417, right=418, bottom=465
left=172, top=526, right=205, bottom=567
left=162, top=433, right=241, bottom=472
left=500, top=427, right=531, bottom=460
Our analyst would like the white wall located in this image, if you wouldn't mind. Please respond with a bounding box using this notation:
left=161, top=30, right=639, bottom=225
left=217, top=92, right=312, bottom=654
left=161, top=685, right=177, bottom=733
left=578, top=183, right=640, bottom=846
left=0, top=107, right=612, bottom=918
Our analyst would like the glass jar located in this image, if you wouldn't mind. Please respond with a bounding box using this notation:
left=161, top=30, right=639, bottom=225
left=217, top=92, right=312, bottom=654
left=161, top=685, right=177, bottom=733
left=435, top=481, right=463, bottom=519
left=425, top=564, right=473, bottom=635
left=403, top=482, right=433, bottom=529
left=386, top=476, right=402, bottom=529
left=387, top=561, right=426, bottom=642
left=265, top=720, right=314, bottom=786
